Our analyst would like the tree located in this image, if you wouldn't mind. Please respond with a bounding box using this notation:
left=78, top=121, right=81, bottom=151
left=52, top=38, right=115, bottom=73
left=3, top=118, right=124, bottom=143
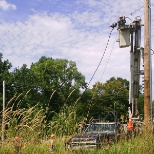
left=1, top=55, right=87, bottom=122
left=9, top=64, right=37, bottom=109
left=0, top=53, right=12, bottom=111
left=83, top=77, right=129, bottom=121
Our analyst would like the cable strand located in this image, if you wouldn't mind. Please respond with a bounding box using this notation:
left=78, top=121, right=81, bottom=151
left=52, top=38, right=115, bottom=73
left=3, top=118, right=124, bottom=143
left=88, top=28, right=114, bottom=87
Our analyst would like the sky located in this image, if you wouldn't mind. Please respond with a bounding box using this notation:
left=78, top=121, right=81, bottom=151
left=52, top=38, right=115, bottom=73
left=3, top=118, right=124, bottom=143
left=0, top=0, right=153, bottom=99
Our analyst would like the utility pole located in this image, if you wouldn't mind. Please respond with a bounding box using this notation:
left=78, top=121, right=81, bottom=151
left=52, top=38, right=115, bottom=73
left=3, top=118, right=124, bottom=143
left=110, top=16, right=142, bottom=121
left=110, top=0, right=152, bottom=134
left=2, top=80, right=5, bottom=142
left=144, top=0, right=152, bottom=128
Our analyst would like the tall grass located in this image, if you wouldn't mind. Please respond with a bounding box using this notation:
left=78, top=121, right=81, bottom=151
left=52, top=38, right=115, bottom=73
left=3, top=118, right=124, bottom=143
left=0, top=92, right=154, bottom=154
left=0, top=92, right=48, bottom=144
left=0, top=134, right=154, bottom=154
left=49, top=105, right=78, bottom=137
left=2, top=103, right=46, bottom=142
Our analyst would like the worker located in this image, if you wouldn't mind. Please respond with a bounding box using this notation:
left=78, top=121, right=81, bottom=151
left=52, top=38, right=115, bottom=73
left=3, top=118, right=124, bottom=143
left=127, top=118, right=134, bottom=131
left=13, top=136, right=22, bottom=154
left=49, top=134, right=55, bottom=153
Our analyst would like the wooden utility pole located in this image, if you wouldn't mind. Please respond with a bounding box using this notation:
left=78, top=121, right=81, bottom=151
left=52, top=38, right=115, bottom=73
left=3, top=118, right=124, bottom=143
left=144, top=0, right=151, bottom=128
left=2, top=81, right=5, bottom=142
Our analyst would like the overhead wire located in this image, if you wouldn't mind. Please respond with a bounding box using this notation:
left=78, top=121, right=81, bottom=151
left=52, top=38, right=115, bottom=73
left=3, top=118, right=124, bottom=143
left=2, top=1, right=144, bottom=85
left=77, top=29, right=122, bottom=119
left=73, top=27, right=116, bottom=119
left=86, top=3, right=145, bottom=87
left=130, top=6, right=144, bottom=16
left=0, top=0, right=49, bottom=45
left=3, top=1, right=145, bottom=120
left=2, top=0, right=139, bottom=83
left=87, top=28, right=114, bottom=87
left=99, top=32, right=118, bottom=83
left=2, top=6, right=119, bottom=116
left=1, top=1, right=143, bottom=62
left=97, top=5, right=145, bottom=85
left=1, top=0, right=96, bottom=50
left=2, top=0, right=113, bottom=121
left=3, top=0, right=110, bottom=63
left=0, top=0, right=91, bottom=54
left=0, top=0, right=70, bottom=51
left=10, top=27, right=110, bottom=67
left=3, top=1, right=100, bottom=56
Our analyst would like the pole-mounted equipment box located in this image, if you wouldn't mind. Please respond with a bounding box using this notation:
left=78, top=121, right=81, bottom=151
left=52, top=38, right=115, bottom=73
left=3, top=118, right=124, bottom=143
left=119, top=28, right=130, bottom=48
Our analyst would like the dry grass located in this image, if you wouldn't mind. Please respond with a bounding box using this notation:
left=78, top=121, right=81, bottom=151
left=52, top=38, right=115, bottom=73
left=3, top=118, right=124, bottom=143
left=0, top=134, right=154, bottom=154
left=0, top=93, right=154, bottom=154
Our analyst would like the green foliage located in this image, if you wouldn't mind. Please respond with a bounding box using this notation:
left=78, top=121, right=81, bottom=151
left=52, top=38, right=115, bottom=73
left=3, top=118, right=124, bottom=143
left=49, top=105, right=78, bottom=136
left=0, top=53, right=12, bottom=79
left=3, top=95, right=46, bottom=142
left=1, top=52, right=153, bottom=141
left=1, top=55, right=87, bottom=122
left=81, top=77, right=129, bottom=120
left=0, top=53, right=12, bottom=110
left=29, top=56, right=87, bottom=120
left=1, top=134, right=154, bottom=154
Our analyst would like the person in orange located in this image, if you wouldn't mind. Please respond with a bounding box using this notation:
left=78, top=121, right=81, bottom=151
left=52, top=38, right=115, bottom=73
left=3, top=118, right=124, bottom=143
left=13, top=136, right=22, bottom=154
left=49, top=134, right=55, bottom=153
left=127, top=118, right=134, bottom=131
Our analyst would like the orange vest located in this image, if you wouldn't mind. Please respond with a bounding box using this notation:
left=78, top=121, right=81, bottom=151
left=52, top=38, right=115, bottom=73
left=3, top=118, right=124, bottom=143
left=127, top=119, right=134, bottom=131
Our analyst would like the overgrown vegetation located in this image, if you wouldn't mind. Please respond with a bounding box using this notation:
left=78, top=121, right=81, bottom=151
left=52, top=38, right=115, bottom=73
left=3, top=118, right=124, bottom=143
left=0, top=52, right=153, bottom=153
left=0, top=52, right=146, bottom=123
left=0, top=133, right=154, bottom=154
left=0, top=95, right=153, bottom=153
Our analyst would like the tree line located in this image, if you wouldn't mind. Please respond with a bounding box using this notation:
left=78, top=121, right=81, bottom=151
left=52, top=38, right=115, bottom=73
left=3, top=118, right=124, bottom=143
left=0, top=53, right=147, bottom=121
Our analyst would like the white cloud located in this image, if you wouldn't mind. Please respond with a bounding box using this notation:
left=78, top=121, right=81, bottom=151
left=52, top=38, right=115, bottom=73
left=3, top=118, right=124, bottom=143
left=0, top=0, right=16, bottom=11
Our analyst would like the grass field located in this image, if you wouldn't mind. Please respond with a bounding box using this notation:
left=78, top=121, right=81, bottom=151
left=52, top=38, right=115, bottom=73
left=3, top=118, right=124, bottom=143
left=0, top=134, right=154, bottom=154
left=1, top=102, right=153, bottom=154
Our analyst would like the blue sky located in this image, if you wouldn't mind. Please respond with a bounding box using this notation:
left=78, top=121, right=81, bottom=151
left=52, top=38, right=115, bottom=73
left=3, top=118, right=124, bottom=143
left=0, top=0, right=154, bottom=99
